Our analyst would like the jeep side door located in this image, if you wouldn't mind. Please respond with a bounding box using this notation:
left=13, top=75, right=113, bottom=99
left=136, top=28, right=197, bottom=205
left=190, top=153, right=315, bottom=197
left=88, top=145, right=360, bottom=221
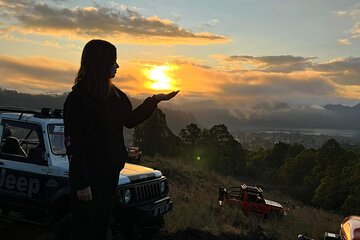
left=245, top=192, right=264, bottom=215
left=0, top=119, right=51, bottom=217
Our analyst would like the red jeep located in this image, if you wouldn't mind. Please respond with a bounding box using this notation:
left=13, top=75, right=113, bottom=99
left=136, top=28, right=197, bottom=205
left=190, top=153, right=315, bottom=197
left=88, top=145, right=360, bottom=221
left=218, top=184, right=285, bottom=218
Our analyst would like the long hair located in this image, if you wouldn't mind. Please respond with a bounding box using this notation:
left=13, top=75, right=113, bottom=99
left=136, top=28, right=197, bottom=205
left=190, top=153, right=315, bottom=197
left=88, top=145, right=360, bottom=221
left=74, top=39, right=116, bottom=100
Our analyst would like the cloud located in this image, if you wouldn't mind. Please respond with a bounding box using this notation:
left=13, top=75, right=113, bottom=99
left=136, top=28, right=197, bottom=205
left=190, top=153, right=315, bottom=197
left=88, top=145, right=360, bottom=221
left=0, top=0, right=229, bottom=45
left=150, top=56, right=340, bottom=107
left=336, top=85, right=360, bottom=100
left=334, top=11, right=348, bottom=16
left=222, top=55, right=315, bottom=72
left=251, top=102, right=295, bottom=112
left=0, top=55, right=159, bottom=96
left=215, top=54, right=360, bottom=88
left=219, top=72, right=335, bottom=98
left=169, top=56, right=212, bottom=69
left=335, top=3, right=360, bottom=39
left=142, top=55, right=360, bottom=106
left=199, top=19, right=220, bottom=30
left=0, top=53, right=358, bottom=107
left=351, top=22, right=360, bottom=38
left=0, top=55, right=77, bottom=93
left=314, top=57, right=360, bottom=85
left=334, top=3, right=360, bottom=17
left=337, top=38, right=351, bottom=45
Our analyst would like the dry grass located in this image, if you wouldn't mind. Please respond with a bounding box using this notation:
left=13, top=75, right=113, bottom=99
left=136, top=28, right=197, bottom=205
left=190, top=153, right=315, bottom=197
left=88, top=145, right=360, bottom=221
left=0, top=156, right=344, bottom=240
left=140, top=156, right=344, bottom=240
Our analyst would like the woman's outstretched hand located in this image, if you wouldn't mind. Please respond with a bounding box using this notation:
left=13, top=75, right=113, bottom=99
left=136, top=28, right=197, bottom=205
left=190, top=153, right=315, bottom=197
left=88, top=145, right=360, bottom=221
left=154, top=90, right=179, bottom=102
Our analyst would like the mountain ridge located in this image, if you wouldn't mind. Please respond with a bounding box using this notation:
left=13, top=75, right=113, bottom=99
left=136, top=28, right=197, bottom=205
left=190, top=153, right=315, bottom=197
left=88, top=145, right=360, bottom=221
left=1, top=88, right=360, bottom=131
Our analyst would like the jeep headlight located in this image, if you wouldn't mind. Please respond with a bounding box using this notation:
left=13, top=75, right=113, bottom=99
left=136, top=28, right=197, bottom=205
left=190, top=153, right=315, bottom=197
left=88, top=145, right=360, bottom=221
left=160, top=181, right=166, bottom=193
left=124, top=189, right=131, bottom=204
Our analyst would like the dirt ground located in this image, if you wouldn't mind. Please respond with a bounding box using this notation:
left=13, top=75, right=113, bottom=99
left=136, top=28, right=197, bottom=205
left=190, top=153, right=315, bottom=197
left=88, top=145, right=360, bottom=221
left=0, top=217, right=274, bottom=240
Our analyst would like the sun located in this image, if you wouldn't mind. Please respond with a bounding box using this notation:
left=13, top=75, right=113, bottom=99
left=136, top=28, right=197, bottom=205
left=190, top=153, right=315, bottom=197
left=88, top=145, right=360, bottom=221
left=143, top=64, right=178, bottom=90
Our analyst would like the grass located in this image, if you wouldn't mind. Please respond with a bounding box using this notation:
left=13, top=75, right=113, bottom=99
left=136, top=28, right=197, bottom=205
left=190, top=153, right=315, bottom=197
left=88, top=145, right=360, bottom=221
left=0, top=155, right=344, bottom=240
left=139, top=156, right=344, bottom=240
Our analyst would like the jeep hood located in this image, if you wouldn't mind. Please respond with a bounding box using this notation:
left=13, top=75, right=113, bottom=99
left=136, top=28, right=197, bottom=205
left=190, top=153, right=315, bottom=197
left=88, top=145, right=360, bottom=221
left=55, top=160, right=162, bottom=186
left=118, top=163, right=162, bottom=185
left=265, top=199, right=283, bottom=209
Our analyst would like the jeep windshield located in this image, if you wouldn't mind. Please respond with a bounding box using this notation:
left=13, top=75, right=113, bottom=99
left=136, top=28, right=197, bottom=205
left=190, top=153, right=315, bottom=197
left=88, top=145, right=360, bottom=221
left=47, top=124, right=66, bottom=155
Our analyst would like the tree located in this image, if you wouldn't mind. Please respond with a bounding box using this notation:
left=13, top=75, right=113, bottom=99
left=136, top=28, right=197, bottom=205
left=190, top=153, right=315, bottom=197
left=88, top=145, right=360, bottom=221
left=341, top=189, right=360, bottom=215
left=278, top=148, right=316, bottom=187
left=340, top=160, right=360, bottom=215
left=317, top=139, right=347, bottom=168
left=208, top=124, right=240, bottom=147
left=245, top=147, right=268, bottom=177
left=265, top=142, right=291, bottom=169
left=133, top=108, right=183, bottom=157
left=312, top=172, right=348, bottom=210
left=310, top=139, right=358, bottom=210
left=179, top=123, right=201, bottom=145
left=198, top=125, right=246, bottom=175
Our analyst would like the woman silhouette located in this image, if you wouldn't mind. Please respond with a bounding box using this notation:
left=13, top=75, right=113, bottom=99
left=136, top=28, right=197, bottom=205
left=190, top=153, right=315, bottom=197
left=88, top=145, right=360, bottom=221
left=63, top=39, right=178, bottom=240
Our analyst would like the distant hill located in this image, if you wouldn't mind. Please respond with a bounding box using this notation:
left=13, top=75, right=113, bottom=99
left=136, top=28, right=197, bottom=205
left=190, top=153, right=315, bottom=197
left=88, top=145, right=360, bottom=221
left=0, top=88, right=67, bottom=109
left=187, top=107, right=242, bottom=130
left=353, top=103, right=360, bottom=111
left=2, top=88, right=360, bottom=131
left=161, top=108, right=196, bottom=134
left=324, top=104, right=356, bottom=111
left=0, top=88, right=195, bottom=134
left=236, top=102, right=360, bottom=130
left=165, top=100, right=360, bottom=131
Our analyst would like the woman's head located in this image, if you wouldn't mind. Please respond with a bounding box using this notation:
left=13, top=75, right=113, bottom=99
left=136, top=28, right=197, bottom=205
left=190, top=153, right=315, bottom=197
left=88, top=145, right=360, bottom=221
left=74, top=39, right=119, bottom=99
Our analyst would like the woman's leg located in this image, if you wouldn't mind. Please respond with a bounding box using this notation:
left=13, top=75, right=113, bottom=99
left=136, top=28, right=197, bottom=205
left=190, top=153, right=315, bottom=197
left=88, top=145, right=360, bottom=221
left=92, top=173, right=119, bottom=240
left=70, top=189, right=96, bottom=240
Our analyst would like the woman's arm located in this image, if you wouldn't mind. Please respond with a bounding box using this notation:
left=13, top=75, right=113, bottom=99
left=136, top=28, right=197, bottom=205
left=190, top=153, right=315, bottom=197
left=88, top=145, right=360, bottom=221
left=121, top=94, right=159, bottom=128
left=113, top=87, right=179, bottom=128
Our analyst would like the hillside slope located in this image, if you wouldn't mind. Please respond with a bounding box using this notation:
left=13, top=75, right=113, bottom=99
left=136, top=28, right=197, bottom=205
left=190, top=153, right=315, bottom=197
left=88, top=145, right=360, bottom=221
left=137, top=156, right=343, bottom=240
left=0, top=156, right=344, bottom=240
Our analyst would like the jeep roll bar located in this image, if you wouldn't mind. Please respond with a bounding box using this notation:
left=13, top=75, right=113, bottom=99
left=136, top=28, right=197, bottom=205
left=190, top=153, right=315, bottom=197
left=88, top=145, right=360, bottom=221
left=0, top=106, right=63, bottom=119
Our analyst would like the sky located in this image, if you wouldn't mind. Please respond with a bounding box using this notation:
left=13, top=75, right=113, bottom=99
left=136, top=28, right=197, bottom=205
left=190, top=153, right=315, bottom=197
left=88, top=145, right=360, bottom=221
left=1, top=0, right=360, bottom=108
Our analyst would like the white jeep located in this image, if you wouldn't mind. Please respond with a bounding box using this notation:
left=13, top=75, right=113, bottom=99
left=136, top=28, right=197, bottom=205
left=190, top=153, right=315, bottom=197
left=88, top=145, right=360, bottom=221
left=0, top=106, right=172, bottom=239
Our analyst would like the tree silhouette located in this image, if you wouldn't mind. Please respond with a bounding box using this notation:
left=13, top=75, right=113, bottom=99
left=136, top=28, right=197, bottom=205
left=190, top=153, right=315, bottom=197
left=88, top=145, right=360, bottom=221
left=133, top=108, right=183, bottom=157
left=179, top=123, right=201, bottom=145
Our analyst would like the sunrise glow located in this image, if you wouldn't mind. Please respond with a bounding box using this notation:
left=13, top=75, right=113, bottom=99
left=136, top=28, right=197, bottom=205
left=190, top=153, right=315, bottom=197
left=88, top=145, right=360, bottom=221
left=143, top=65, right=178, bottom=90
